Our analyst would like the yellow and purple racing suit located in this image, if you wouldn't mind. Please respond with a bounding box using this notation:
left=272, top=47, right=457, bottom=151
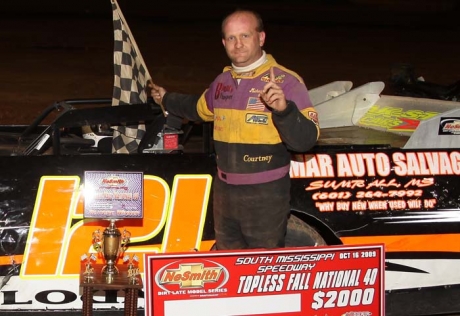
left=162, top=54, right=319, bottom=249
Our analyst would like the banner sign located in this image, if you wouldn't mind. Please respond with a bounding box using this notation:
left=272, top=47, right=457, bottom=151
left=83, top=171, right=143, bottom=218
left=145, top=244, right=384, bottom=316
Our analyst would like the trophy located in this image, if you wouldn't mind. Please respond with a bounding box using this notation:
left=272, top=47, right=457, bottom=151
left=81, top=253, right=97, bottom=281
left=123, top=254, right=140, bottom=284
left=92, top=219, right=131, bottom=275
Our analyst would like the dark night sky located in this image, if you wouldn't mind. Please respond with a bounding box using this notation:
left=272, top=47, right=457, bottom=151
left=1, top=0, right=459, bottom=25
left=0, top=0, right=459, bottom=124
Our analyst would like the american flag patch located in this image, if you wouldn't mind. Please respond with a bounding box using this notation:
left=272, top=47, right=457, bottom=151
left=246, top=97, right=266, bottom=111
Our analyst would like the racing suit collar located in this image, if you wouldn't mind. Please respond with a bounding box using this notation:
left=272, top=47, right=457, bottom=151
left=225, top=53, right=277, bottom=79
left=231, top=51, right=267, bottom=74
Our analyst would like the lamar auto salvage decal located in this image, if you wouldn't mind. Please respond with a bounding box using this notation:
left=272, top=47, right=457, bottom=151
left=145, top=244, right=384, bottom=316
left=290, top=151, right=460, bottom=212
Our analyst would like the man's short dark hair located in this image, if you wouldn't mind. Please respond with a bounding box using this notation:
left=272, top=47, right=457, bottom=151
left=221, top=10, right=264, bottom=38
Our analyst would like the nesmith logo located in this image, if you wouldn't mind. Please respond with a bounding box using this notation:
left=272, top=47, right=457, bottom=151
left=440, top=118, right=460, bottom=135
left=100, top=176, right=126, bottom=186
left=246, top=113, right=268, bottom=125
left=155, top=260, right=229, bottom=291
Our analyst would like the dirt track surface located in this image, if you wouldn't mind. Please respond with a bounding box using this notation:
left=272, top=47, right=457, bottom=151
left=0, top=3, right=459, bottom=125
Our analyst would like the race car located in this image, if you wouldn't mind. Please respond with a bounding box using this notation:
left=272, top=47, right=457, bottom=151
left=1, top=80, right=460, bottom=316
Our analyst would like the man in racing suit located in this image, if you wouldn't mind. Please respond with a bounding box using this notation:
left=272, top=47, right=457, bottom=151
left=149, top=9, right=319, bottom=250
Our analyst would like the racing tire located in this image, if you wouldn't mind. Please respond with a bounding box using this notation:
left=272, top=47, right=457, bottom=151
left=285, top=214, right=327, bottom=247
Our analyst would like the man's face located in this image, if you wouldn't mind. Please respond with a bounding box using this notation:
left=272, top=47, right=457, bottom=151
left=222, top=12, right=265, bottom=67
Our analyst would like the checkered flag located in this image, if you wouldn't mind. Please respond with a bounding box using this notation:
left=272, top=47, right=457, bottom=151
left=111, top=0, right=150, bottom=153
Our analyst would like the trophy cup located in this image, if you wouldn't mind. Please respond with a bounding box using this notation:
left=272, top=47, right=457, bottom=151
left=92, top=219, right=131, bottom=275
